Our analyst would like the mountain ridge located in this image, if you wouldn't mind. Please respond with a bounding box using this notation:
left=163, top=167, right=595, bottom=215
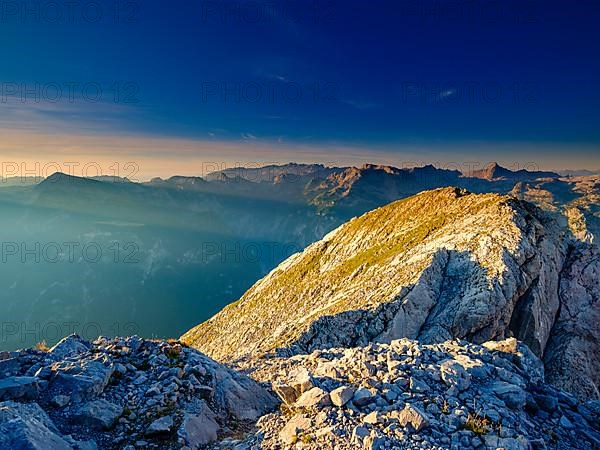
left=469, top=162, right=560, bottom=181
left=182, top=187, right=599, bottom=401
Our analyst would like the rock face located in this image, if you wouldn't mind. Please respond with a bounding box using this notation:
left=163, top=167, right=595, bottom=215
left=544, top=245, right=600, bottom=400
left=0, top=334, right=276, bottom=449
left=238, top=339, right=600, bottom=449
left=182, top=188, right=599, bottom=400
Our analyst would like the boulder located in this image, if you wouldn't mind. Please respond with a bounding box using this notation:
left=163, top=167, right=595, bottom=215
left=51, top=394, right=71, bottom=408
left=49, top=359, right=114, bottom=402
left=483, top=337, right=519, bottom=354
left=279, top=414, right=312, bottom=444
left=295, top=387, right=331, bottom=409
left=353, top=387, right=375, bottom=407
left=71, top=399, right=123, bottom=430
left=289, top=367, right=315, bottom=394
left=0, top=376, right=39, bottom=401
left=330, top=386, right=354, bottom=407
left=351, top=425, right=369, bottom=444
left=484, top=338, right=544, bottom=384
left=212, top=366, right=277, bottom=420
left=397, top=404, right=429, bottom=432
left=273, top=382, right=297, bottom=405
left=178, top=402, right=219, bottom=447
left=0, top=358, right=20, bottom=379
left=410, top=376, right=430, bottom=393
left=488, top=381, right=527, bottom=410
left=0, top=401, right=71, bottom=449
left=440, top=359, right=471, bottom=391
left=363, top=411, right=382, bottom=424
left=49, top=334, right=90, bottom=360
left=146, top=415, right=174, bottom=435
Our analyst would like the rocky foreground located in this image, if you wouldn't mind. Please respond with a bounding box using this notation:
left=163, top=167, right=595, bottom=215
left=0, top=335, right=276, bottom=449
left=2, top=334, right=599, bottom=449
left=237, top=338, right=600, bottom=450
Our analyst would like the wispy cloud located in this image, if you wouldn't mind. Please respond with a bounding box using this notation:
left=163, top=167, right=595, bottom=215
left=342, top=99, right=379, bottom=110
left=271, top=74, right=289, bottom=82
left=0, top=93, right=142, bottom=134
left=438, top=89, right=457, bottom=101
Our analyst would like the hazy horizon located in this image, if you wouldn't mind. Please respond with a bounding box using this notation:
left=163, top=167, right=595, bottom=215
left=2, top=154, right=599, bottom=183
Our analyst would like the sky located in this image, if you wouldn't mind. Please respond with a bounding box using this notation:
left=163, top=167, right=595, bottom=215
left=1, top=0, right=599, bottom=179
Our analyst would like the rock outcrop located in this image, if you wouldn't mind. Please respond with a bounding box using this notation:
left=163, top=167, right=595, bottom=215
left=544, top=245, right=600, bottom=400
left=0, top=334, right=276, bottom=449
left=182, top=188, right=599, bottom=401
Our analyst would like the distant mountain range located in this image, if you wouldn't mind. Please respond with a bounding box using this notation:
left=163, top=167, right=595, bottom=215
left=558, top=169, right=600, bottom=177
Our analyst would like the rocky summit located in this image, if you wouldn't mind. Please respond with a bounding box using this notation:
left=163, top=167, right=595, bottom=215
left=0, top=334, right=276, bottom=449
left=182, top=188, right=599, bottom=402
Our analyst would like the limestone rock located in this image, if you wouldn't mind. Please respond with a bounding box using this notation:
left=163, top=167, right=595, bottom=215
left=397, top=404, right=429, bottom=432
left=544, top=245, right=600, bottom=400
left=72, top=399, right=123, bottom=430
left=273, top=382, right=297, bottom=405
left=178, top=402, right=219, bottom=447
left=0, top=335, right=277, bottom=449
left=212, top=366, right=277, bottom=420
left=237, top=338, right=598, bottom=449
left=353, top=387, right=375, bottom=407
left=288, top=367, right=314, bottom=394
left=279, top=414, right=312, bottom=444
left=51, top=394, right=71, bottom=408
left=0, top=358, right=20, bottom=379
left=49, top=334, right=90, bottom=359
left=0, top=401, right=72, bottom=450
left=330, top=385, right=354, bottom=407
left=440, top=359, right=471, bottom=391
left=295, top=387, right=331, bottom=409
left=0, top=376, right=39, bottom=401
left=488, top=381, right=527, bottom=410
left=49, top=359, right=114, bottom=402
left=146, top=415, right=174, bottom=435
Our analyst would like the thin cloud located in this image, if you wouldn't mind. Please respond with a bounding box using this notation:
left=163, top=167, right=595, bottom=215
left=437, top=89, right=458, bottom=101
left=342, top=99, right=379, bottom=110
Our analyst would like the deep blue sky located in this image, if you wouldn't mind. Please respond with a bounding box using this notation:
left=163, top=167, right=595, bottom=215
left=1, top=0, right=599, bottom=175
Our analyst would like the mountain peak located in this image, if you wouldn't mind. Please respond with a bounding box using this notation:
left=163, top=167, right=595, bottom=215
left=469, top=163, right=559, bottom=181
left=44, top=171, right=74, bottom=182
left=470, top=162, right=511, bottom=180
left=183, top=187, right=520, bottom=361
left=38, top=172, right=102, bottom=188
